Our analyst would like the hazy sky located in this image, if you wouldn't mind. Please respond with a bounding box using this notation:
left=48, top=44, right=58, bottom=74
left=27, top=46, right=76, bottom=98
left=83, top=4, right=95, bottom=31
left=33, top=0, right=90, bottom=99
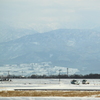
left=0, top=0, right=100, bottom=32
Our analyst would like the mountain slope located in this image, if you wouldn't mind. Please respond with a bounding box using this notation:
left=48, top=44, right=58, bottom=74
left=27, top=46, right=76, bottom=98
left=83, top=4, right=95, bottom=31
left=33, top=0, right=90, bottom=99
left=0, top=23, right=37, bottom=43
left=0, top=29, right=100, bottom=74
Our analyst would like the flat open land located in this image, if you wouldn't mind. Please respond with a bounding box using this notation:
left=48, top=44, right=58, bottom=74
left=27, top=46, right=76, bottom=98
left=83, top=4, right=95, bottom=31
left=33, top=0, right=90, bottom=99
left=0, top=79, right=100, bottom=98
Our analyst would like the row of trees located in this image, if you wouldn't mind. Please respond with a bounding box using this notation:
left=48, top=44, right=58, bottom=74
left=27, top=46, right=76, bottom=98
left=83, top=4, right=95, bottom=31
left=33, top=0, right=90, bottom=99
left=4, top=73, right=100, bottom=79
left=30, top=73, right=100, bottom=79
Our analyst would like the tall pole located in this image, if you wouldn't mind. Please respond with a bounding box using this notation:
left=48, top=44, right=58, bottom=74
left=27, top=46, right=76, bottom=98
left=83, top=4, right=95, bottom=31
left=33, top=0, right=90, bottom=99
left=8, top=71, right=10, bottom=80
left=59, top=69, right=61, bottom=84
left=22, top=71, right=23, bottom=76
left=8, top=71, right=9, bottom=76
left=67, top=68, right=68, bottom=77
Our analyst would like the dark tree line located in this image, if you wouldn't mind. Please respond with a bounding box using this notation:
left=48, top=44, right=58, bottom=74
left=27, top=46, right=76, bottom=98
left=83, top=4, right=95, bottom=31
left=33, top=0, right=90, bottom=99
left=5, top=73, right=100, bottom=79
left=30, top=73, right=100, bottom=79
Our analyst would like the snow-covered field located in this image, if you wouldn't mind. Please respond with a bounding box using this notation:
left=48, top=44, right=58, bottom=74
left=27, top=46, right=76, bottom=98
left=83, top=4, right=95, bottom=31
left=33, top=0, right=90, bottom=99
left=0, top=79, right=100, bottom=100
left=0, top=79, right=100, bottom=91
left=1, top=79, right=100, bottom=84
left=0, top=97, right=100, bottom=100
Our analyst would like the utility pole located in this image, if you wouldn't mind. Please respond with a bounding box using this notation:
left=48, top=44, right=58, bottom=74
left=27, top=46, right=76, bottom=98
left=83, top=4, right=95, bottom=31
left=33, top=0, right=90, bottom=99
left=7, top=71, right=10, bottom=80
left=8, top=71, right=9, bottom=76
left=67, top=68, right=68, bottom=77
left=59, top=69, right=61, bottom=84
left=22, top=71, right=23, bottom=76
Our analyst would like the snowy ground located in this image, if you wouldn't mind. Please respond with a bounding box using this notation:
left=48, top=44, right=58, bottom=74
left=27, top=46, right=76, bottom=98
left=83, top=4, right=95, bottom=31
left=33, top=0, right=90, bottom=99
left=0, top=79, right=100, bottom=99
left=0, top=79, right=100, bottom=91
left=0, top=97, right=100, bottom=100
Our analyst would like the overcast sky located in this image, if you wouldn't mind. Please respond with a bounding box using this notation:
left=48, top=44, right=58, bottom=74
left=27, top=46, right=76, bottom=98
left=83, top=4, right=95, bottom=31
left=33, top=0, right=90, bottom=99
left=0, top=0, right=100, bottom=32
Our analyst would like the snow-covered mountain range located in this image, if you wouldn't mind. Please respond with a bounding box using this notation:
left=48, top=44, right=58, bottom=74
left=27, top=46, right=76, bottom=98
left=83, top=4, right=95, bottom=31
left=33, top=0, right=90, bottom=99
left=0, top=29, right=100, bottom=75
